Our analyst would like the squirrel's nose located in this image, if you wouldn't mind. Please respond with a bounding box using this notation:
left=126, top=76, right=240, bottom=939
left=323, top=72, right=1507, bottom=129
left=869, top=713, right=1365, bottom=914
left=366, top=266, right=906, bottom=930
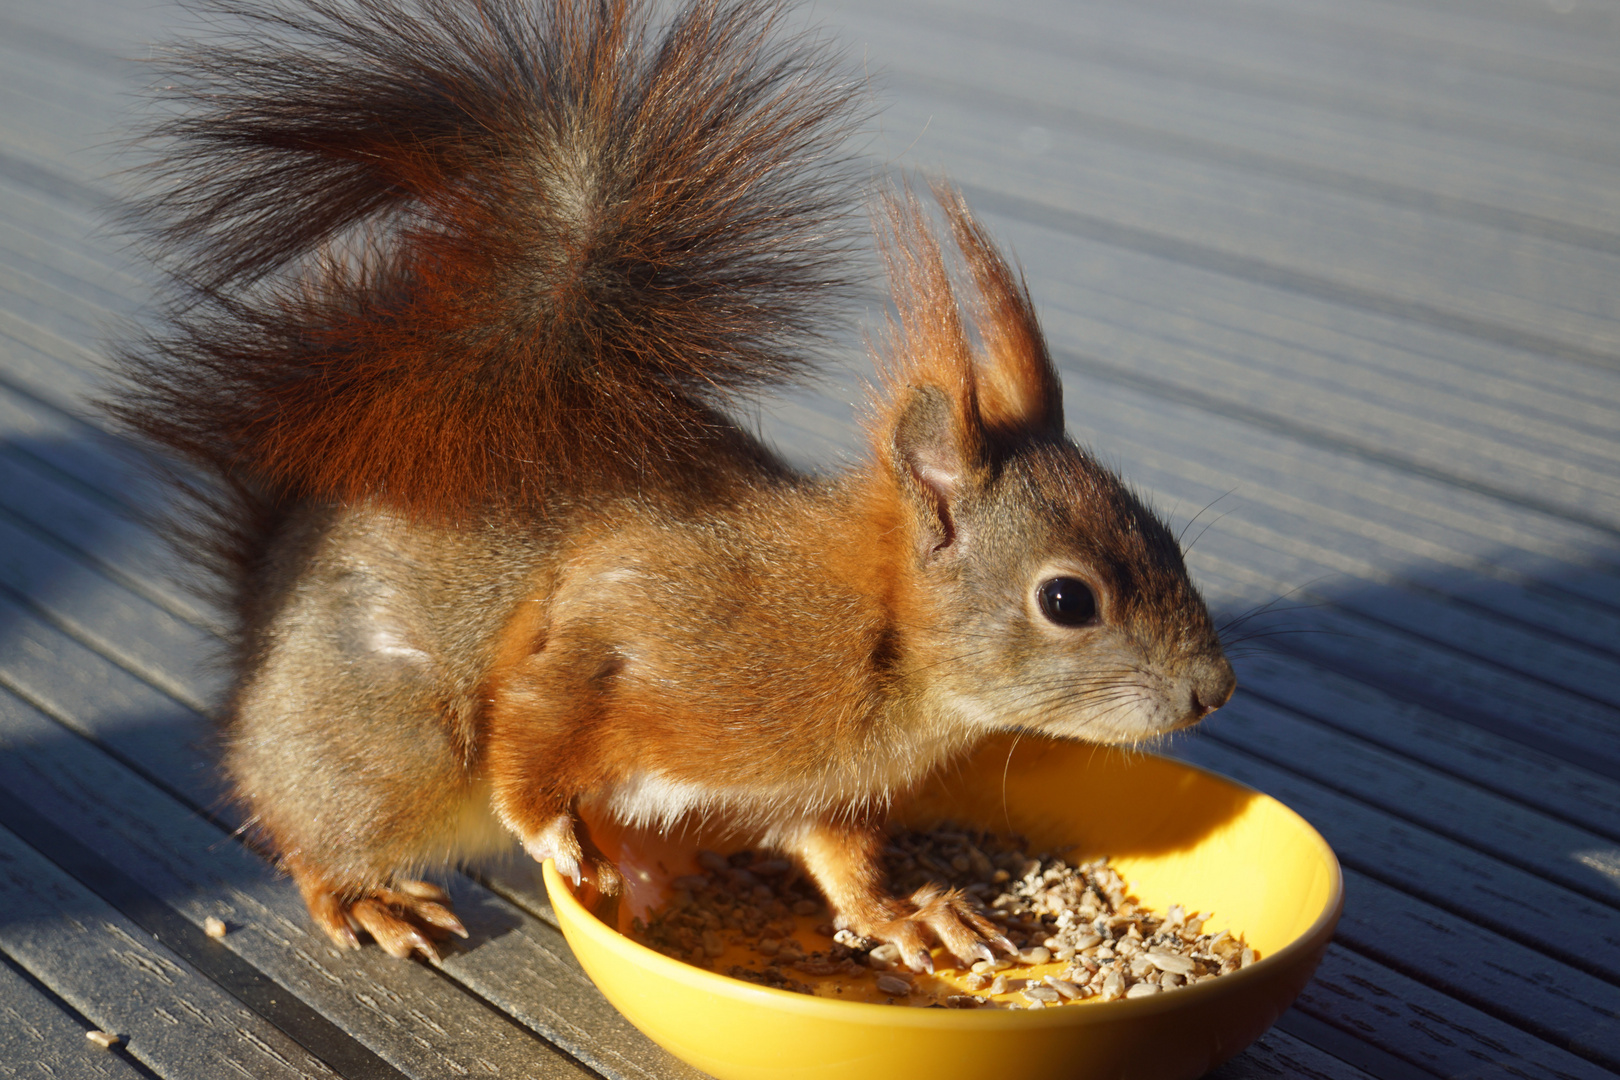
left=1190, top=659, right=1237, bottom=720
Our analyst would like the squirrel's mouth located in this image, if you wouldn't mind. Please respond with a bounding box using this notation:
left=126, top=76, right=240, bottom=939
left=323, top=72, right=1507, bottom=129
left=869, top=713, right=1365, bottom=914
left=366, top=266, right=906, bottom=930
left=974, top=671, right=1225, bottom=746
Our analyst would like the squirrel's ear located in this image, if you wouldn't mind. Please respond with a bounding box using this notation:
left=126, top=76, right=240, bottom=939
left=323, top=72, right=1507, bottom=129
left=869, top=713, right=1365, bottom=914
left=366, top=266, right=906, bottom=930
left=937, top=186, right=1064, bottom=439
left=891, top=385, right=976, bottom=557
left=871, top=184, right=990, bottom=557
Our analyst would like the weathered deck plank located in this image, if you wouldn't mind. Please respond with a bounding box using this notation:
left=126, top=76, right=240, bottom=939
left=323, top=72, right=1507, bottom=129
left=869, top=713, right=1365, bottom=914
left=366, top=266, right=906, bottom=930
left=1293, top=947, right=1619, bottom=1080
left=1173, top=732, right=1620, bottom=976
left=0, top=820, right=345, bottom=1080
left=0, top=955, right=149, bottom=1080
left=1232, top=651, right=1620, bottom=842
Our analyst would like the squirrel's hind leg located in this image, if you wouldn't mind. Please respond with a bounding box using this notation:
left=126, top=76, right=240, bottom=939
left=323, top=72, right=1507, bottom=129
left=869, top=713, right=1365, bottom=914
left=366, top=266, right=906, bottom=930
left=225, top=506, right=495, bottom=959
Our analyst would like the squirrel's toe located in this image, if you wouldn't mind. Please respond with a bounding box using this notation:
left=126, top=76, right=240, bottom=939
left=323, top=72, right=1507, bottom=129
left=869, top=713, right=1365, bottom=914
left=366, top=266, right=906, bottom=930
left=350, top=898, right=440, bottom=962
left=376, top=885, right=468, bottom=939
left=907, top=885, right=1011, bottom=969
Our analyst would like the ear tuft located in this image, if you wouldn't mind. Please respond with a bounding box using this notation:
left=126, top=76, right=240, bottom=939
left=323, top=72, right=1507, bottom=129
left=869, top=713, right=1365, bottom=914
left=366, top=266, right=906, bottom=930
left=870, top=188, right=979, bottom=417
left=868, top=183, right=1062, bottom=555
left=867, top=183, right=1064, bottom=482
left=935, top=184, right=1064, bottom=438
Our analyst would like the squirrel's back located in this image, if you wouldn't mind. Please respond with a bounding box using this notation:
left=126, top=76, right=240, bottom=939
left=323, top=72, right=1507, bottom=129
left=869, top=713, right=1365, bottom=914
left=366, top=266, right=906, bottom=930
left=113, top=0, right=867, bottom=524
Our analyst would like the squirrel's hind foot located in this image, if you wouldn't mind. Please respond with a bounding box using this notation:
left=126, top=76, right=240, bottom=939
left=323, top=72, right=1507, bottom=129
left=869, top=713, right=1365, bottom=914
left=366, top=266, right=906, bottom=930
left=292, top=861, right=468, bottom=961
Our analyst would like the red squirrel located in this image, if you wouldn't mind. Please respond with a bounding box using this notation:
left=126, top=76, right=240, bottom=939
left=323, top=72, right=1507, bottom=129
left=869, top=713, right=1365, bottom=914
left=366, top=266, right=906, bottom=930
left=112, top=0, right=1235, bottom=971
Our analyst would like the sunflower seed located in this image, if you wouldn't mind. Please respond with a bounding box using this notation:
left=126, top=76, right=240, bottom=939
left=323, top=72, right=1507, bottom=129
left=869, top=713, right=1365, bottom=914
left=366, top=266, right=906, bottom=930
left=869, top=942, right=902, bottom=965
left=1045, top=976, right=1082, bottom=999
left=630, top=829, right=1258, bottom=1008
left=876, top=974, right=912, bottom=996
left=1146, top=949, right=1195, bottom=975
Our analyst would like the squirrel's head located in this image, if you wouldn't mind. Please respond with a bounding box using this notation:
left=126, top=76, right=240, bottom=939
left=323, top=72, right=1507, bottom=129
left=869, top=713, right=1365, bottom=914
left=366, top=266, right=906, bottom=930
left=870, top=186, right=1234, bottom=746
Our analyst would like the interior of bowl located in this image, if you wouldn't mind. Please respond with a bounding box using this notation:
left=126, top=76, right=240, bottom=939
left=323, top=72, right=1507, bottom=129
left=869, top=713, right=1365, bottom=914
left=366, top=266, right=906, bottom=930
left=572, top=735, right=1339, bottom=991
left=892, top=736, right=1340, bottom=960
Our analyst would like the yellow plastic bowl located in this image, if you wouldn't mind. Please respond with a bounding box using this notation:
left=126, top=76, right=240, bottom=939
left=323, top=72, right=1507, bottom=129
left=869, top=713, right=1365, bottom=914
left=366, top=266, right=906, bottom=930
left=546, top=736, right=1342, bottom=1080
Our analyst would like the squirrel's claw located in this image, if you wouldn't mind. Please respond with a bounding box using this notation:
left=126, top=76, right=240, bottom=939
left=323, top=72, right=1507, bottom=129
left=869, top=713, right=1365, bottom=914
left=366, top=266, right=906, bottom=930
left=376, top=885, right=468, bottom=940
left=305, top=886, right=362, bottom=951
left=546, top=848, right=585, bottom=886
left=552, top=852, right=624, bottom=897
left=587, top=858, right=623, bottom=896
left=962, top=940, right=996, bottom=966
left=520, top=813, right=585, bottom=883
left=910, top=885, right=1010, bottom=970
left=519, top=813, right=622, bottom=897
left=394, top=878, right=451, bottom=904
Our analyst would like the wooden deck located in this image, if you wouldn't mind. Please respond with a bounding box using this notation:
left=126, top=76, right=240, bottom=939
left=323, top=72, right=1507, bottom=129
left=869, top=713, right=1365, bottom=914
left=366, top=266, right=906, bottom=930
left=2, top=0, right=1619, bottom=1076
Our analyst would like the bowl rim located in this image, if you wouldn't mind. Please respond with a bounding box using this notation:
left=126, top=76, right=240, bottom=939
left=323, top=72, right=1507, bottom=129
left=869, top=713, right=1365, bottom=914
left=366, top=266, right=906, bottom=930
left=545, top=750, right=1345, bottom=1029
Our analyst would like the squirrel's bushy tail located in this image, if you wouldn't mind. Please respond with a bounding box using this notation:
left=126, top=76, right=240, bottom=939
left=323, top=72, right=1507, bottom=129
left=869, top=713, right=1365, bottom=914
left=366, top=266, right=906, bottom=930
left=114, top=0, right=866, bottom=520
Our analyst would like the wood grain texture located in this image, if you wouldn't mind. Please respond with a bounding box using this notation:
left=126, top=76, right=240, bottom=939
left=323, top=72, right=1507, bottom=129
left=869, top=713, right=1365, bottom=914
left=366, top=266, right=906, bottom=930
left=885, top=0, right=1620, bottom=162
left=1231, top=651, right=1620, bottom=843
left=0, top=822, right=343, bottom=1080
left=1172, top=734, right=1620, bottom=979
left=839, top=29, right=1620, bottom=245
left=0, top=955, right=150, bottom=1079
left=1294, top=947, right=1619, bottom=1080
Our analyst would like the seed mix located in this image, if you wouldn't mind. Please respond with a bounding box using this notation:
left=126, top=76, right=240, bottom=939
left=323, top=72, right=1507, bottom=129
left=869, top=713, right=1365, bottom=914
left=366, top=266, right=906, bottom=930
left=626, top=825, right=1256, bottom=1007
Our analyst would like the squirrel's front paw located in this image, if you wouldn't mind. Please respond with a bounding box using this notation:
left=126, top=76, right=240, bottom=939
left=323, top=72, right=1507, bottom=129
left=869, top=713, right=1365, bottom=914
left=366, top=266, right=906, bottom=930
left=298, top=874, right=468, bottom=962
left=517, top=813, right=623, bottom=895
left=856, top=885, right=1015, bottom=973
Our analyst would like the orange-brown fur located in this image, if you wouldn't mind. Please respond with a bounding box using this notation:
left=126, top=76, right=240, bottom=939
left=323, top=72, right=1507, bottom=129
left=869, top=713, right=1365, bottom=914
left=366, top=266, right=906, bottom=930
left=112, top=0, right=1234, bottom=967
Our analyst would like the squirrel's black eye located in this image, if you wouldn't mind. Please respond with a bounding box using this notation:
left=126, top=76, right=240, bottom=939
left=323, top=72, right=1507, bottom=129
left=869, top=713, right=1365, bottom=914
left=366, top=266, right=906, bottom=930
left=1037, top=577, right=1097, bottom=627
